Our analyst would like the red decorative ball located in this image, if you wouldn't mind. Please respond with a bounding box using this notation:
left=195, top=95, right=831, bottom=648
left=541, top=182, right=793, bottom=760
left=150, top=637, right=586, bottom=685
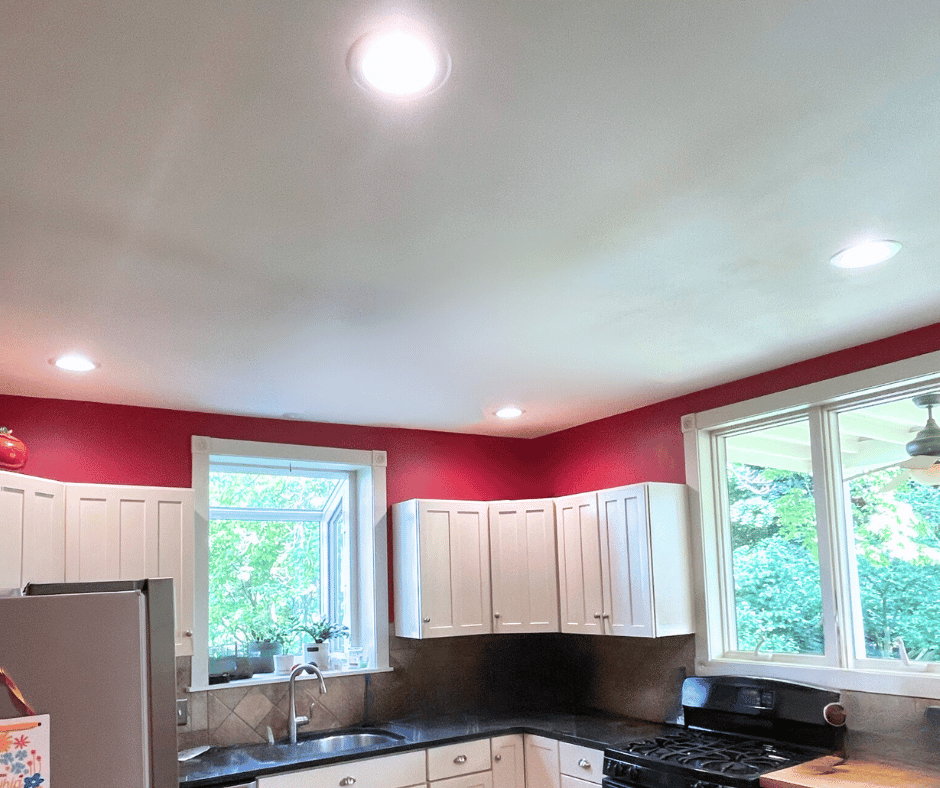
left=0, top=427, right=27, bottom=470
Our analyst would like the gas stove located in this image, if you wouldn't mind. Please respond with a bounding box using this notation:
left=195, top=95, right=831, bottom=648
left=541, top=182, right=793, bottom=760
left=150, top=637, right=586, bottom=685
left=603, top=676, right=845, bottom=788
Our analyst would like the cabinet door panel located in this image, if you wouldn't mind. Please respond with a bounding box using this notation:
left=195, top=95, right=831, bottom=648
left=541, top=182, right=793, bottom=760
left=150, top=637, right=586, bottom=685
left=257, top=748, right=425, bottom=788
left=24, top=478, right=66, bottom=583
left=66, top=488, right=114, bottom=581
left=558, top=742, right=603, bottom=784
left=418, top=501, right=491, bottom=637
left=491, top=734, right=525, bottom=788
left=433, top=773, right=493, bottom=788
left=599, top=486, right=652, bottom=637
left=555, top=493, right=603, bottom=635
left=427, top=737, right=491, bottom=780
left=0, top=481, right=26, bottom=588
left=524, top=734, right=560, bottom=788
left=489, top=500, right=558, bottom=633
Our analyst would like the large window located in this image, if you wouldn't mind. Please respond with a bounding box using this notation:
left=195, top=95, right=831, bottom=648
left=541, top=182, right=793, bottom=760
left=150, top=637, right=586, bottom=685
left=207, top=465, right=350, bottom=659
left=686, top=353, right=940, bottom=697
left=190, top=437, right=388, bottom=689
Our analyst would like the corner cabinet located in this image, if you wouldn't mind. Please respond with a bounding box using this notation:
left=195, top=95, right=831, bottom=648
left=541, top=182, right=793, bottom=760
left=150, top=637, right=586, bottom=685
left=393, top=499, right=492, bottom=638
left=557, top=483, right=693, bottom=638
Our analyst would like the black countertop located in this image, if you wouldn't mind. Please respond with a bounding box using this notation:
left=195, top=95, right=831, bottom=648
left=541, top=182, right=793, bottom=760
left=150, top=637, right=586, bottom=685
left=178, top=711, right=665, bottom=787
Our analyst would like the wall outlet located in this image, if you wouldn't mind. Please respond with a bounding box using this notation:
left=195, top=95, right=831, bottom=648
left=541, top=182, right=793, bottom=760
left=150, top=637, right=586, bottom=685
left=176, top=698, right=188, bottom=726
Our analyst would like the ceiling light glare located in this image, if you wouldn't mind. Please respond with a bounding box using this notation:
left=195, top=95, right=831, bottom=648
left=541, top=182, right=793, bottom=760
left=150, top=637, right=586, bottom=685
left=830, top=239, right=902, bottom=269
left=495, top=406, right=523, bottom=420
left=349, top=27, right=450, bottom=98
left=53, top=353, right=97, bottom=372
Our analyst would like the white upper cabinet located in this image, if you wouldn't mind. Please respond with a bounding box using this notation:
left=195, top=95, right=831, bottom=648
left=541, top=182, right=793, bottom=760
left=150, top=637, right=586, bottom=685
left=393, top=499, right=492, bottom=638
left=0, top=471, right=66, bottom=589
left=559, top=483, right=694, bottom=638
left=488, top=499, right=559, bottom=633
left=555, top=492, right=605, bottom=635
left=65, top=484, right=195, bottom=653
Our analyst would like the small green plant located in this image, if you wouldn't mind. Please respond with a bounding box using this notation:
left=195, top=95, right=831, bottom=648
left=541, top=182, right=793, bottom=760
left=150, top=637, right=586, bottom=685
left=296, top=618, right=349, bottom=643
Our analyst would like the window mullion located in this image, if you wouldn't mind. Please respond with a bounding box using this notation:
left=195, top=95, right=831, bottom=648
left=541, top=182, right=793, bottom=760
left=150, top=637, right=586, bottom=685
left=808, top=406, right=849, bottom=668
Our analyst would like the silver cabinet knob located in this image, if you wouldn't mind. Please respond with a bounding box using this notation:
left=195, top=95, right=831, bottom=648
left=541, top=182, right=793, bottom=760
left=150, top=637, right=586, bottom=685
left=340, top=779, right=356, bottom=786
left=593, top=613, right=601, bottom=619
left=423, top=617, right=430, bottom=623
left=494, top=612, right=501, bottom=619
left=183, top=630, right=193, bottom=637
left=602, top=614, right=610, bottom=619
left=454, top=754, right=468, bottom=764
left=578, top=758, right=591, bottom=769
left=494, top=754, right=502, bottom=762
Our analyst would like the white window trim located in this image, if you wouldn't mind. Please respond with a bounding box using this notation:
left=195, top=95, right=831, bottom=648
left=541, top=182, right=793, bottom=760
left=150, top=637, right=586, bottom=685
left=190, top=436, right=388, bottom=690
left=683, top=349, right=940, bottom=699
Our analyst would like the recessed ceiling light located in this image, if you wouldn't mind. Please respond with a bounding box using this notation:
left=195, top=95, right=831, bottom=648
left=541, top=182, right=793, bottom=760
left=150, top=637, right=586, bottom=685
left=830, top=239, right=902, bottom=269
left=348, top=26, right=450, bottom=98
left=495, top=406, right=523, bottom=419
left=52, top=354, right=98, bottom=372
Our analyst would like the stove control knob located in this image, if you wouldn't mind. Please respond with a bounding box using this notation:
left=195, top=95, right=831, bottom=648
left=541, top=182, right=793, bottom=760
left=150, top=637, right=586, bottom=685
left=626, top=764, right=641, bottom=781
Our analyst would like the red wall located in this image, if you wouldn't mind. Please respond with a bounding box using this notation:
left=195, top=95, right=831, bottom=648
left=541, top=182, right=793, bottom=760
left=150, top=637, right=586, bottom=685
left=0, top=396, right=542, bottom=503
left=534, top=320, right=940, bottom=496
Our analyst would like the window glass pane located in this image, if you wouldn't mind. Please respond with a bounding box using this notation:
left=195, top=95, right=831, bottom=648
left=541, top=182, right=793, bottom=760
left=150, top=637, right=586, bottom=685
left=208, top=468, right=348, bottom=663
left=724, top=419, right=824, bottom=655
left=208, top=518, right=322, bottom=656
left=838, top=397, right=940, bottom=662
left=209, top=471, right=340, bottom=510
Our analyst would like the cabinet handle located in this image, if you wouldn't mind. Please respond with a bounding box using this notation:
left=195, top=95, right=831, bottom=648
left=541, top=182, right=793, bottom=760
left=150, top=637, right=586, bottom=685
left=454, top=754, right=468, bottom=764
left=593, top=613, right=601, bottom=619
left=423, top=617, right=430, bottom=623
left=494, top=754, right=501, bottom=762
left=340, top=779, right=356, bottom=786
left=578, top=758, right=591, bottom=769
left=602, top=614, right=610, bottom=619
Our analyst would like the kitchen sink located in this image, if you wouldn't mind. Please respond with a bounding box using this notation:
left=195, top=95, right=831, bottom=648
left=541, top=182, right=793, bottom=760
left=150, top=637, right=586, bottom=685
left=251, top=729, right=406, bottom=764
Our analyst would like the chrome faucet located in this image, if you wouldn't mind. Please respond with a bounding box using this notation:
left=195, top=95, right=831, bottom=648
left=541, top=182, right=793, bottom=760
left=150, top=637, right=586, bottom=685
left=288, top=662, right=327, bottom=744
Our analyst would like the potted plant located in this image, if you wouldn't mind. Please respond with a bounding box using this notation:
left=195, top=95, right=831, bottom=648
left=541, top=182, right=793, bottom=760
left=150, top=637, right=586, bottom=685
left=243, top=620, right=296, bottom=674
left=296, top=619, right=349, bottom=669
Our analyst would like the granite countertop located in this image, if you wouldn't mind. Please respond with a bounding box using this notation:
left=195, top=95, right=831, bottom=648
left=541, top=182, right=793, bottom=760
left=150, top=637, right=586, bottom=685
left=178, top=711, right=663, bottom=788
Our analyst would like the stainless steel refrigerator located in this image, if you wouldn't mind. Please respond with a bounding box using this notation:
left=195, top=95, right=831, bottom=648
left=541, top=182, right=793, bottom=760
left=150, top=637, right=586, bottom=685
left=0, top=578, right=178, bottom=787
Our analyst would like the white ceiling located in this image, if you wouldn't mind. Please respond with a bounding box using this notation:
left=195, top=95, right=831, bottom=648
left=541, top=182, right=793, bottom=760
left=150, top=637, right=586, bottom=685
left=3, top=1, right=940, bottom=438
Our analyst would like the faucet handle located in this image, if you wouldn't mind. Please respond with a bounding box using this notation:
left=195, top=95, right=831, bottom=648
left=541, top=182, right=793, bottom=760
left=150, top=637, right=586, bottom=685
left=295, top=714, right=309, bottom=728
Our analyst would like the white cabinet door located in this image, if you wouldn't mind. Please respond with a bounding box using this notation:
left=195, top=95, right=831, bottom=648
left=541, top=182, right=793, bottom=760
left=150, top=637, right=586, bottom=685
left=393, top=499, right=492, bottom=638
left=558, top=742, right=603, bottom=785
left=524, top=734, right=560, bottom=788
left=65, top=484, right=194, bottom=654
left=597, top=483, right=693, bottom=638
left=555, top=492, right=604, bottom=635
left=488, top=499, right=559, bottom=633
left=0, top=471, right=66, bottom=589
left=491, top=734, right=525, bottom=788
left=598, top=485, right=653, bottom=637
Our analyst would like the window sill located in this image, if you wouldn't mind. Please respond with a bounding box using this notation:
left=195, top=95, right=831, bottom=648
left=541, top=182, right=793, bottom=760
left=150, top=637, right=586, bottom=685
left=701, top=655, right=940, bottom=699
left=186, top=665, right=393, bottom=693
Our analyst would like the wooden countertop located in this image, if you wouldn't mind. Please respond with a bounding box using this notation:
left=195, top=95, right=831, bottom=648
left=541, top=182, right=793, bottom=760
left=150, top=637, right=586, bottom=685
left=761, top=755, right=940, bottom=788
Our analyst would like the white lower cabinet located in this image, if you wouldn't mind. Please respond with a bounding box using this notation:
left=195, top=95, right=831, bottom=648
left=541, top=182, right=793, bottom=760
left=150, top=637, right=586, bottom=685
left=256, top=749, right=426, bottom=788
left=560, top=777, right=594, bottom=788
left=428, top=739, right=492, bottom=781
left=491, top=734, right=526, bottom=788
left=524, top=734, right=560, bottom=788
left=558, top=742, right=603, bottom=785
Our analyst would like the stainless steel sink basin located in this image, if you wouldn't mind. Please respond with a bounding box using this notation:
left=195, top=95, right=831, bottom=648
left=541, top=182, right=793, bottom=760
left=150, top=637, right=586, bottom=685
left=251, top=729, right=405, bottom=764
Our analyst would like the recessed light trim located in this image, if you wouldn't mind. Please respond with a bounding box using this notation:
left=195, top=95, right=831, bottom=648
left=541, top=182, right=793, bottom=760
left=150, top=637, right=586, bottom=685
left=495, top=406, right=523, bottom=420
left=830, top=239, right=902, bottom=269
left=52, top=354, right=98, bottom=372
left=348, top=26, right=450, bottom=98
